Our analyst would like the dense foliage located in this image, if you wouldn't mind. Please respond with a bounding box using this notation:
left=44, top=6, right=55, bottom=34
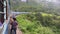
left=10, top=0, right=60, bottom=34
left=16, top=12, right=60, bottom=34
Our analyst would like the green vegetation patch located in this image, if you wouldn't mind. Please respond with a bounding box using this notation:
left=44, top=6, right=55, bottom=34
left=16, top=13, right=60, bottom=34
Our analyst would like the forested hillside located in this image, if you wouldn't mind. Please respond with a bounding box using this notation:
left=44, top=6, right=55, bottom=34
left=16, top=12, right=60, bottom=34
left=10, top=0, right=60, bottom=34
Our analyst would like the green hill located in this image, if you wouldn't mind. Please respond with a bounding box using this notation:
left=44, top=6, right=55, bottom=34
left=16, top=12, right=60, bottom=34
left=10, top=0, right=60, bottom=34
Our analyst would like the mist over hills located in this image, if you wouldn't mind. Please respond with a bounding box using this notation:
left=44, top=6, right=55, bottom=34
left=10, top=0, right=60, bottom=15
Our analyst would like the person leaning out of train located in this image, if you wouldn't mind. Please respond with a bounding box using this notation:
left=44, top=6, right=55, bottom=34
left=10, top=18, right=18, bottom=34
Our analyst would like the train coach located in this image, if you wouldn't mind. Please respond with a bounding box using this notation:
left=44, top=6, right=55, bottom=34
left=0, top=0, right=10, bottom=34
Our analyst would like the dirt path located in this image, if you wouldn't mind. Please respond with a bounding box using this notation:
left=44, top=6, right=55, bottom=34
left=17, top=28, right=23, bottom=34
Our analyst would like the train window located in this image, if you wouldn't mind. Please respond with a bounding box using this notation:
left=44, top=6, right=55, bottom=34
left=4, top=1, right=6, bottom=20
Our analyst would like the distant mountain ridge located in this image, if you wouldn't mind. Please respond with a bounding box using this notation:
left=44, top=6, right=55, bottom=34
left=10, top=0, right=60, bottom=15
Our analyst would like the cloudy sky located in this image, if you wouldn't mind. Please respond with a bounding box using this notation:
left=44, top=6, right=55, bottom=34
left=44, top=0, right=57, bottom=2
left=21, top=0, right=59, bottom=3
left=21, top=0, right=26, bottom=2
left=21, top=0, right=57, bottom=2
left=48, top=0, right=60, bottom=3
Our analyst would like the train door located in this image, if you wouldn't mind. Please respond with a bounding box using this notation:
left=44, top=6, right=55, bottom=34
left=0, top=0, right=5, bottom=24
